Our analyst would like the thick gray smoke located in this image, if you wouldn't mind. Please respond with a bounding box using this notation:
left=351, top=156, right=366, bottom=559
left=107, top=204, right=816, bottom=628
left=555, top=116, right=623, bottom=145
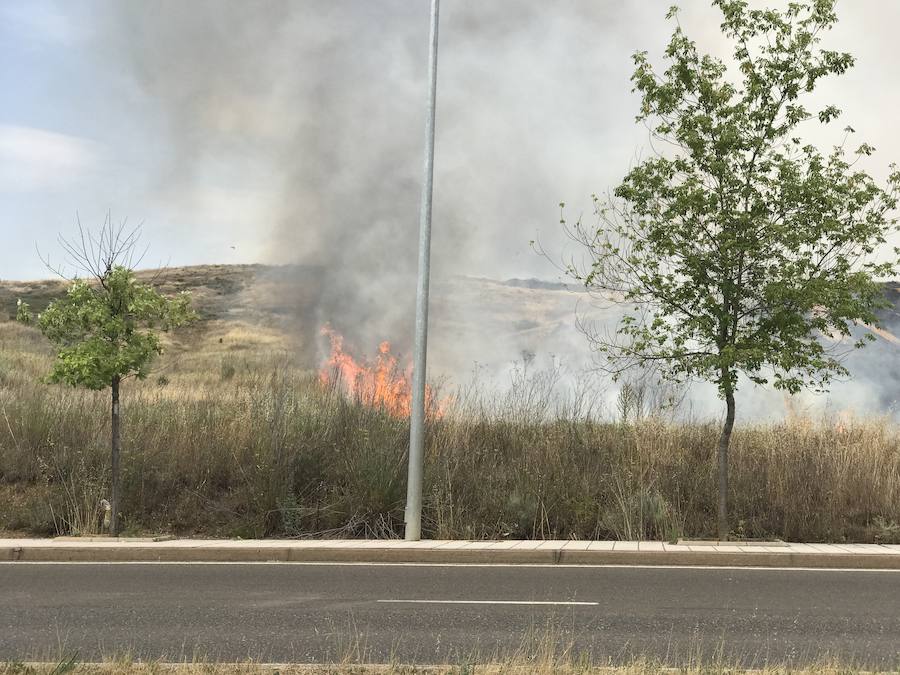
left=91, top=1, right=655, bottom=368
left=100, top=2, right=426, bottom=354
left=77, top=0, right=900, bottom=419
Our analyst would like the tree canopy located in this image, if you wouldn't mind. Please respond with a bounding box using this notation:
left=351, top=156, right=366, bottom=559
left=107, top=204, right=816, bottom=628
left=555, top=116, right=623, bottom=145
left=18, top=266, right=193, bottom=390
left=567, top=0, right=899, bottom=397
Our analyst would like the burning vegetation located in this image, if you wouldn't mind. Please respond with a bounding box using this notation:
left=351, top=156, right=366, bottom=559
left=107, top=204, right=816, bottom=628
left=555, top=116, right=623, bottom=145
left=319, top=325, right=444, bottom=418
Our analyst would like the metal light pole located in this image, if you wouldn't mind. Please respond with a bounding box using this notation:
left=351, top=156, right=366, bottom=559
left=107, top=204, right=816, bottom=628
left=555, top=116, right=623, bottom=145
left=404, top=0, right=440, bottom=541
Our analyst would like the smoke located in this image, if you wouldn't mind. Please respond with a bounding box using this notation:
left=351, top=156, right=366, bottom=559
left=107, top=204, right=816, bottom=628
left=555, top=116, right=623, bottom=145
left=87, top=2, right=658, bottom=364
left=61, top=0, right=900, bottom=418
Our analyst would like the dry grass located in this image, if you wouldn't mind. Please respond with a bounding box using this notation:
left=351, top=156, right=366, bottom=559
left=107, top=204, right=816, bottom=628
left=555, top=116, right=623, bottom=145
left=3, top=631, right=893, bottom=674
left=1, top=666, right=890, bottom=675
left=2, top=620, right=892, bottom=673
left=1, top=657, right=893, bottom=674
left=0, top=268, right=899, bottom=542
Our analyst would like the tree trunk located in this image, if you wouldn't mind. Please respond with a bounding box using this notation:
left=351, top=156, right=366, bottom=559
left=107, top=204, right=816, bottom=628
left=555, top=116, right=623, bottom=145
left=717, top=388, right=736, bottom=541
left=110, top=375, right=121, bottom=537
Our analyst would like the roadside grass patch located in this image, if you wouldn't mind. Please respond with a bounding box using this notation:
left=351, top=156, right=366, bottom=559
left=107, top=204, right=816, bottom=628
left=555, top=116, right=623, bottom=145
left=1, top=268, right=899, bottom=542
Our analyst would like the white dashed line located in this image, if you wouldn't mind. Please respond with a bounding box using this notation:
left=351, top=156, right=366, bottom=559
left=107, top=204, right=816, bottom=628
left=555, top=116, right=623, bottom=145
left=377, top=599, right=599, bottom=606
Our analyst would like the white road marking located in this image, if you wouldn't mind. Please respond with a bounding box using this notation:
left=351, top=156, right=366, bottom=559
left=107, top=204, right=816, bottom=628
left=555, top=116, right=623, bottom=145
left=377, top=599, right=599, bottom=606
left=2, top=561, right=900, bottom=572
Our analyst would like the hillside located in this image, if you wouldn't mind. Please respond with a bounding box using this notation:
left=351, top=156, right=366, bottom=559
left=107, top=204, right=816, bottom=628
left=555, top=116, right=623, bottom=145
left=0, top=264, right=596, bottom=378
left=3, top=265, right=898, bottom=412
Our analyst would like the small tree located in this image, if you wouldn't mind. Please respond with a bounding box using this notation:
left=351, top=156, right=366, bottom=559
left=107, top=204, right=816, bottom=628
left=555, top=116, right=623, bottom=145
left=18, top=218, right=194, bottom=535
left=564, top=1, right=899, bottom=539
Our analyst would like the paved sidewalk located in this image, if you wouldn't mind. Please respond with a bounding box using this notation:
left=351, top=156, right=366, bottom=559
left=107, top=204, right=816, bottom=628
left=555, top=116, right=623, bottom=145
left=2, top=537, right=900, bottom=567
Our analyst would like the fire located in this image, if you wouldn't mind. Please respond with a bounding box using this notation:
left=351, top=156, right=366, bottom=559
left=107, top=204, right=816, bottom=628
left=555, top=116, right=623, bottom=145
left=319, top=325, right=444, bottom=418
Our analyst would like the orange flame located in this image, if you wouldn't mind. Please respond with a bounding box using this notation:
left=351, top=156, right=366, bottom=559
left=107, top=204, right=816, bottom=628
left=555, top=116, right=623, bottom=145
left=319, top=325, right=444, bottom=418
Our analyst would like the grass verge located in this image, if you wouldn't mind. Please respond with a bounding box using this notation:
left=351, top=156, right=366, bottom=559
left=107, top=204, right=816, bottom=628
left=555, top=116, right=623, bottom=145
left=1, top=291, right=898, bottom=543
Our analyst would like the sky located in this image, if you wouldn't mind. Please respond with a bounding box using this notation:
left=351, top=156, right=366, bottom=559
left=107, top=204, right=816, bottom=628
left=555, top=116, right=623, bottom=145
left=2, top=0, right=898, bottom=282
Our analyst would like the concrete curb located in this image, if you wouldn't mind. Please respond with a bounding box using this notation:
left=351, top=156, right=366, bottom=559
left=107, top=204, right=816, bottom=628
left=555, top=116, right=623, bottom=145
left=4, top=542, right=900, bottom=568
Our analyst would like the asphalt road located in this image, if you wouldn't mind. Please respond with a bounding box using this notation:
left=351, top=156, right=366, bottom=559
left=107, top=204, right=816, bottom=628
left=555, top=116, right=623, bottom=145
left=1, top=562, right=899, bottom=667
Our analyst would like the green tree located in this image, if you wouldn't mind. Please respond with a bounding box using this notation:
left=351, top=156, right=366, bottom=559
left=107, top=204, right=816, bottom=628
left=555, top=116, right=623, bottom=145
left=564, top=1, right=899, bottom=539
left=18, top=220, right=194, bottom=535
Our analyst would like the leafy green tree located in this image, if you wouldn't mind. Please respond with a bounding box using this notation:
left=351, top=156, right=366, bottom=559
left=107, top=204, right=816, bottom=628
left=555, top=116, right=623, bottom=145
left=564, top=1, right=899, bottom=539
left=18, top=220, right=194, bottom=535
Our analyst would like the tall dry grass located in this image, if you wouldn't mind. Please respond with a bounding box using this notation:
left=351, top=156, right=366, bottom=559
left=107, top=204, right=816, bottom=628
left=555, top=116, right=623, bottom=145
left=0, top=320, right=898, bottom=542
left=4, top=616, right=892, bottom=673
left=3, top=659, right=887, bottom=674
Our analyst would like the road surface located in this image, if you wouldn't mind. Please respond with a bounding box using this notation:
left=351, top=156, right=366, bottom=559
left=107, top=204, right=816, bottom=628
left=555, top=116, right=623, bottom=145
left=1, top=562, right=899, bottom=666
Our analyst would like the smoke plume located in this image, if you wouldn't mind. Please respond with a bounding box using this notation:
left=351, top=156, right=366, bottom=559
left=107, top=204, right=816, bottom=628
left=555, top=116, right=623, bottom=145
left=68, top=0, right=900, bottom=418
